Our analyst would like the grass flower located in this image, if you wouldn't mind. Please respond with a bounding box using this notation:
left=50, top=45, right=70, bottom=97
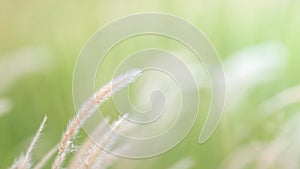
left=52, top=69, right=141, bottom=169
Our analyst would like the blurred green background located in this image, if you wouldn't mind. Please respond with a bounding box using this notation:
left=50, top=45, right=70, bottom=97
left=0, top=0, right=300, bottom=168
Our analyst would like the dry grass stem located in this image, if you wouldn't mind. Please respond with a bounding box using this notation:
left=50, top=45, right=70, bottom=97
left=68, top=118, right=110, bottom=168
left=33, top=144, right=58, bottom=169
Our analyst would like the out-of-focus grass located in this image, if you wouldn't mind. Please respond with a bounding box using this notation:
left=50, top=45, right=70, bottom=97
left=0, top=0, right=300, bottom=168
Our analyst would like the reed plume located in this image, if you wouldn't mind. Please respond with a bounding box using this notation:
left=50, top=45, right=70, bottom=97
left=52, top=69, right=141, bottom=169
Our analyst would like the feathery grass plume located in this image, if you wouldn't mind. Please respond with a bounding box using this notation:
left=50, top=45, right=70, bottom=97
left=68, top=118, right=110, bottom=168
left=9, top=116, right=47, bottom=169
left=9, top=155, right=25, bottom=169
left=52, top=69, right=141, bottom=169
left=79, top=114, right=128, bottom=169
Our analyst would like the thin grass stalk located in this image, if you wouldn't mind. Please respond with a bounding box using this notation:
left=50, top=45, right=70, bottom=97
left=79, top=115, right=127, bottom=169
left=33, top=144, right=58, bottom=169
left=9, top=116, right=47, bottom=169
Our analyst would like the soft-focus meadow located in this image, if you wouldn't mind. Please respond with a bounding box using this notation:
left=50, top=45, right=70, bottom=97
left=1, top=0, right=300, bottom=168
